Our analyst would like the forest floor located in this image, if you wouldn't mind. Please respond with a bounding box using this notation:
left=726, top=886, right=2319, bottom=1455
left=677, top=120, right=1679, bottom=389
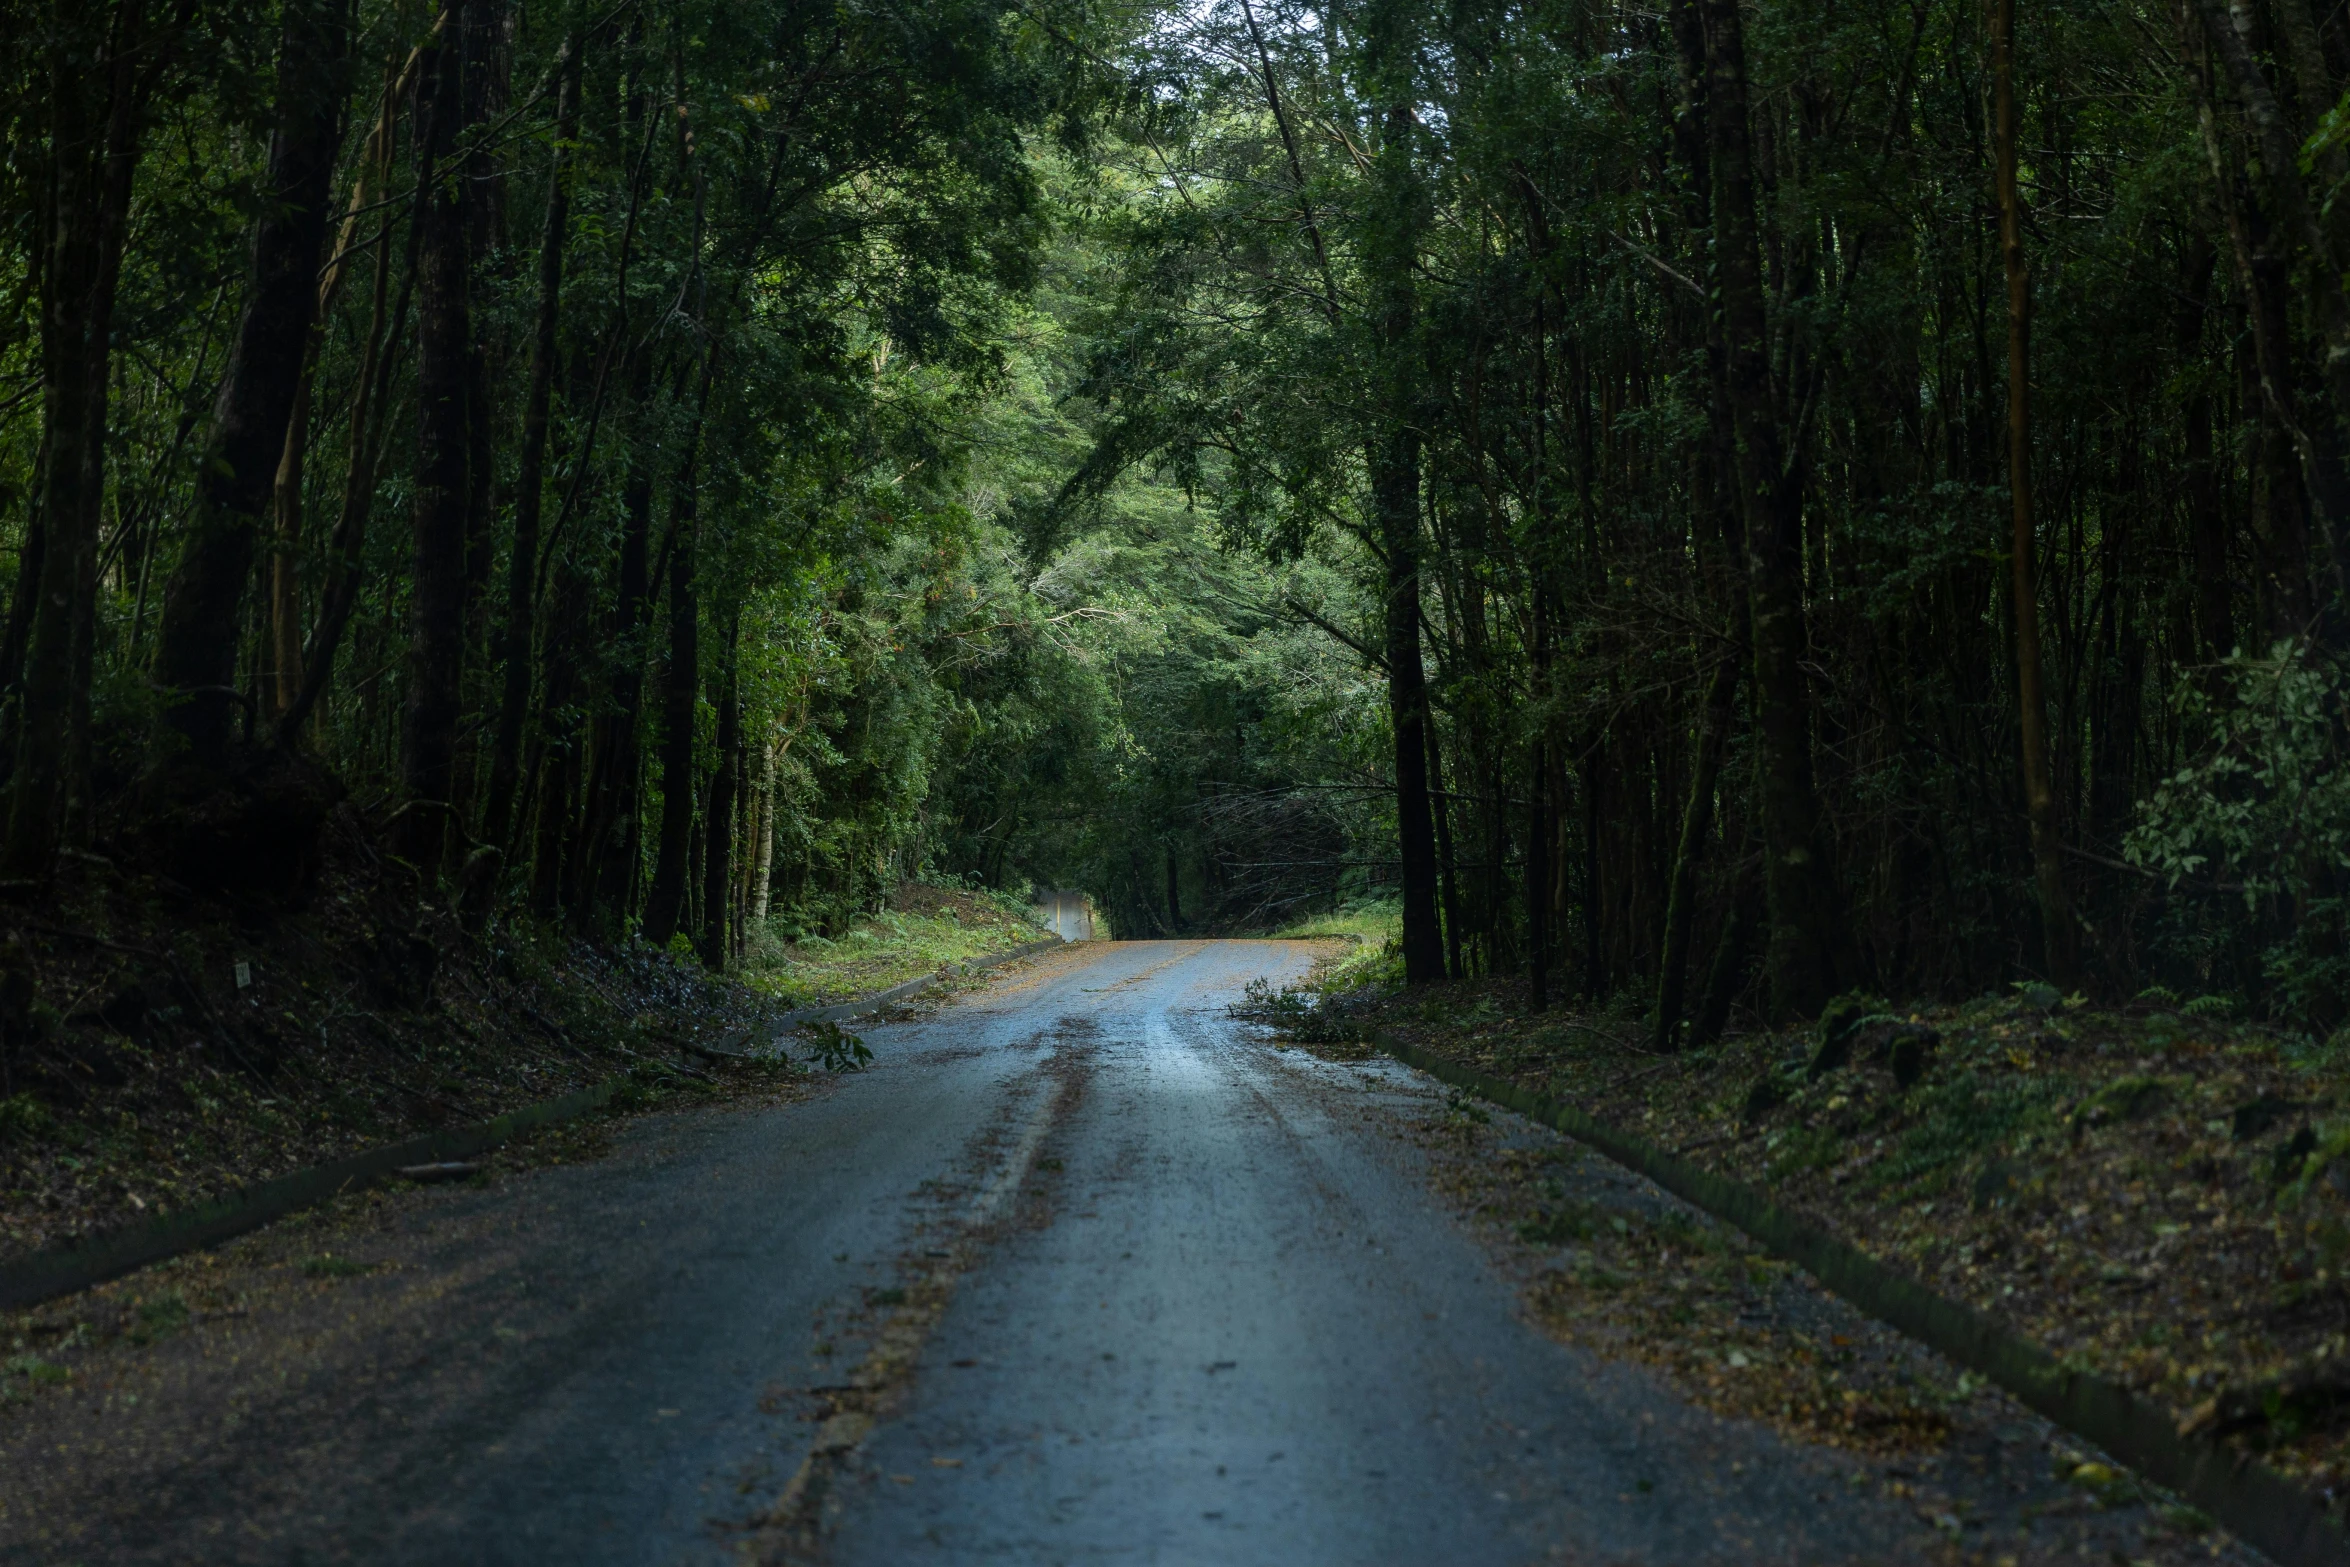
left=1264, top=952, right=2350, bottom=1509
left=738, top=883, right=1054, bottom=1010
left=0, top=830, right=1040, bottom=1312
left=0, top=801, right=800, bottom=1280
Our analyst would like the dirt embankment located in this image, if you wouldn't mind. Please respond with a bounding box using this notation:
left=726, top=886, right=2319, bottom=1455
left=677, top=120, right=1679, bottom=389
left=0, top=799, right=782, bottom=1272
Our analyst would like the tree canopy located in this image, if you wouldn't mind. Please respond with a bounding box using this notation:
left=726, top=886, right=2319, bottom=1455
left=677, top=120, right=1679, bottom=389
left=4, top=0, right=2349, bottom=1032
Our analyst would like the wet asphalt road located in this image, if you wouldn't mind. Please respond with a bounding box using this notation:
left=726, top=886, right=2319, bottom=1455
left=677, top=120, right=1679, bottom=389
left=7, top=939, right=1987, bottom=1563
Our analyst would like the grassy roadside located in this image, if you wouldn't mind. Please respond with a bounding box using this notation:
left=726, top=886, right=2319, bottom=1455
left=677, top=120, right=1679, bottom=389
left=1257, top=961, right=2350, bottom=1498
left=738, top=883, right=1055, bottom=1010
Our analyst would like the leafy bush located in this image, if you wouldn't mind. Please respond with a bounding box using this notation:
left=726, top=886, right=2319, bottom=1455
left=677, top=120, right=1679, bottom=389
left=2129, top=640, right=2350, bottom=1024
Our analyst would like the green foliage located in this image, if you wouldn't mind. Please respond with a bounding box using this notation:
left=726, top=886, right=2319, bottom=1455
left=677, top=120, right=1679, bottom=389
left=0, top=1093, right=52, bottom=1144
left=128, top=1291, right=190, bottom=1346
left=1871, top=1071, right=2062, bottom=1197
left=2129, top=643, right=2350, bottom=1025
left=799, top=1020, right=874, bottom=1074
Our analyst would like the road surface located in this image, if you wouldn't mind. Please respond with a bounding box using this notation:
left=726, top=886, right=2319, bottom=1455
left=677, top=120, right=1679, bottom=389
left=0, top=940, right=2224, bottom=1564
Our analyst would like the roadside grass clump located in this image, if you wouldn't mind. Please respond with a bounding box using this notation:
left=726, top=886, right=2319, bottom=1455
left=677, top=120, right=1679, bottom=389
left=737, top=882, right=1052, bottom=1009
left=1272, top=896, right=1402, bottom=947
left=128, top=1290, right=188, bottom=1345
left=1, top=1352, right=70, bottom=1402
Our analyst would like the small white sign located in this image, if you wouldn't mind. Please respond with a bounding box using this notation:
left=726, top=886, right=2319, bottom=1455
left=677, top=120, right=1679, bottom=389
left=234, top=961, right=252, bottom=991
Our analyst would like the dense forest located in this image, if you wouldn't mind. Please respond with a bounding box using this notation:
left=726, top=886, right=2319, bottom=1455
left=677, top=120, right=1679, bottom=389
left=3, top=0, right=2348, bottom=1032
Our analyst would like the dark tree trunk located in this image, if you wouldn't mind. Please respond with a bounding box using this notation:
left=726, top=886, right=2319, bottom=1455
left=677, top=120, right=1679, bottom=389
left=528, top=565, right=588, bottom=915
left=1700, top=0, right=1849, bottom=1018
left=1579, top=742, right=1606, bottom=1000
left=1525, top=740, right=1550, bottom=1010
left=1427, top=721, right=1463, bottom=979
left=698, top=623, right=740, bottom=968
left=397, top=2, right=475, bottom=869
left=575, top=450, right=653, bottom=926
left=8, top=0, right=163, bottom=875
left=1165, top=844, right=1181, bottom=930
left=1991, top=0, right=2076, bottom=985
left=1693, top=869, right=1760, bottom=1048
left=1366, top=84, right=1443, bottom=985
left=150, top=0, right=350, bottom=766
left=641, top=524, right=698, bottom=946
left=483, top=40, right=579, bottom=851
left=1653, top=653, right=1739, bottom=1050
left=2176, top=241, right=2233, bottom=669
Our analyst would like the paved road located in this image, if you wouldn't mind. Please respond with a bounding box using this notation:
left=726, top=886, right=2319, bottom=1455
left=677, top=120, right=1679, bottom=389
left=0, top=940, right=2130, bottom=1564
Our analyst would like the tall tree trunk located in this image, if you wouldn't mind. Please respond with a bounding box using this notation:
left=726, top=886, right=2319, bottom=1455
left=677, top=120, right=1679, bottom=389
left=527, top=565, right=587, bottom=915
left=1366, top=84, right=1443, bottom=985
left=641, top=520, right=698, bottom=946
left=575, top=450, right=654, bottom=925
left=751, top=734, right=776, bottom=924
left=698, top=621, right=739, bottom=968
left=1580, top=742, right=1606, bottom=999
left=7, top=0, right=160, bottom=875
left=1992, top=0, right=2077, bottom=985
left=1654, top=652, right=1740, bottom=1050
left=150, top=0, right=350, bottom=766
left=1700, top=0, right=1848, bottom=1018
left=2176, top=238, right=2233, bottom=670
left=398, top=0, right=474, bottom=868
left=268, top=39, right=428, bottom=724
left=1525, top=739, right=1550, bottom=1010
left=1427, top=721, right=1463, bottom=979
left=483, top=38, right=579, bottom=851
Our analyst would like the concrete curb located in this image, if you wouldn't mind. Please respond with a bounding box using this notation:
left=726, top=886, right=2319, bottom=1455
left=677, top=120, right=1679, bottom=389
left=1371, top=1030, right=2347, bottom=1567
left=0, top=934, right=1066, bottom=1313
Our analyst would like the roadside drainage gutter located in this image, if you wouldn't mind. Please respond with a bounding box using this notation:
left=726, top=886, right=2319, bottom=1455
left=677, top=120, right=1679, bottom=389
left=1372, top=1029, right=2347, bottom=1567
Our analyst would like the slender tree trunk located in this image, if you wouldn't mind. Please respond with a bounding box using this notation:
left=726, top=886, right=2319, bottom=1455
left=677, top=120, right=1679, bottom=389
left=1580, top=743, right=1606, bottom=999
left=278, top=195, right=413, bottom=746
left=150, top=0, right=350, bottom=766
left=641, top=519, right=698, bottom=946
left=698, top=622, right=740, bottom=968
left=1, top=434, right=46, bottom=742
left=751, top=734, right=776, bottom=924
left=1693, top=868, right=1760, bottom=1047
left=1366, top=88, right=1443, bottom=984
left=267, top=378, right=311, bottom=717
left=1700, top=0, right=1848, bottom=1018
left=1992, top=0, right=2076, bottom=985
left=1653, top=653, right=1740, bottom=1049
left=398, top=1, right=474, bottom=868
left=1526, top=740, right=1550, bottom=1010
left=8, top=0, right=156, bottom=875
left=483, top=39, right=579, bottom=851
left=1427, top=721, right=1463, bottom=979
left=527, top=565, right=587, bottom=914
left=576, top=451, right=653, bottom=924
